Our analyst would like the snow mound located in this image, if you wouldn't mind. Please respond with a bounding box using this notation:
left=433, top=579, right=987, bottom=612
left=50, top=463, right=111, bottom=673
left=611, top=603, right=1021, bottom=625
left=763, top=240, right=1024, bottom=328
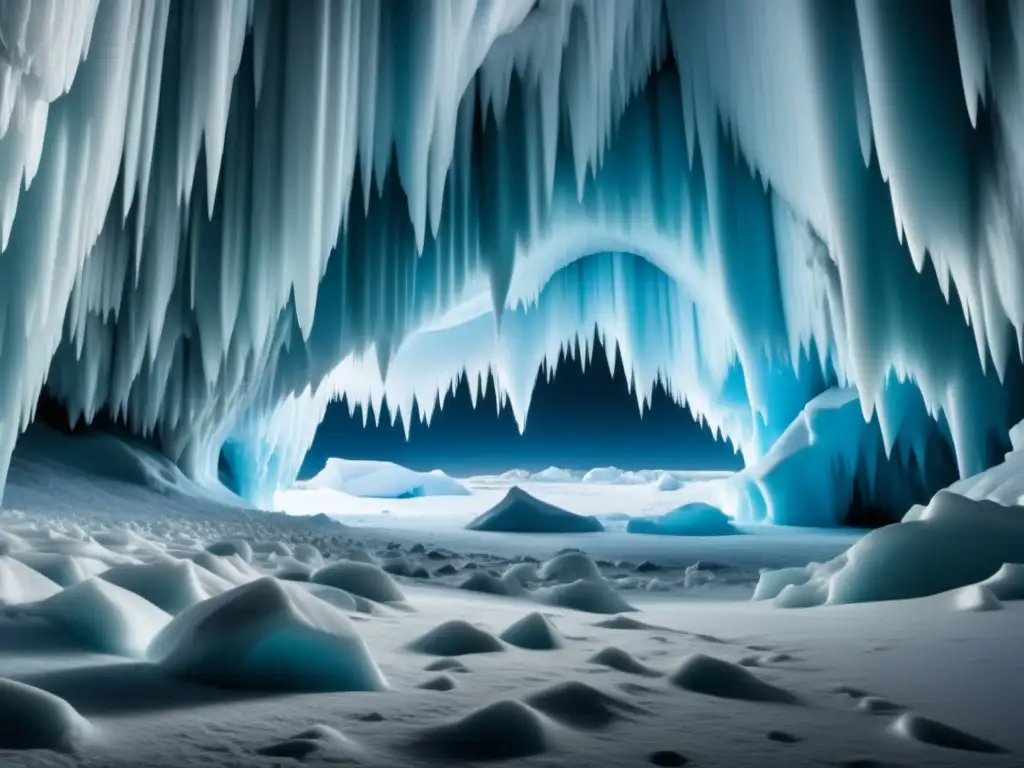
left=0, top=679, right=93, bottom=752
left=424, top=658, right=469, bottom=673
left=149, top=578, right=387, bottom=692
left=582, top=467, right=644, bottom=485
left=419, top=673, right=458, bottom=691
left=588, top=646, right=660, bottom=677
left=539, top=551, right=603, bottom=583
left=311, top=561, right=405, bottom=604
left=0, top=529, right=29, bottom=554
left=274, top=556, right=315, bottom=581
left=756, top=491, right=1024, bottom=606
left=979, top=563, right=1024, bottom=601
left=256, top=724, right=362, bottom=760
left=192, top=551, right=261, bottom=585
left=499, top=612, right=564, bottom=650
left=296, top=583, right=364, bottom=613
left=410, top=699, right=553, bottom=760
left=468, top=486, right=603, bottom=534
left=952, top=584, right=1003, bottom=612
left=534, top=579, right=636, bottom=614
left=0, top=555, right=64, bottom=605
left=299, top=459, right=469, bottom=498
left=656, top=473, right=684, bottom=491
left=627, top=503, right=737, bottom=536
left=408, top=619, right=505, bottom=656
left=9, top=552, right=108, bottom=587
left=890, top=713, right=1008, bottom=753
left=531, top=467, right=575, bottom=482
left=291, top=543, right=324, bottom=567
left=593, top=615, right=661, bottom=631
left=100, top=559, right=233, bottom=614
left=524, top=680, right=645, bottom=729
left=340, top=547, right=376, bottom=564
left=668, top=654, right=799, bottom=703
left=855, top=696, right=902, bottom=714
left=205, top=538, right=253, bottom=563
left=459, top=572, right=516, bottom=597
left=30, top=578, right=171, bottom=657
left=502, top=561, right=540, bottom=586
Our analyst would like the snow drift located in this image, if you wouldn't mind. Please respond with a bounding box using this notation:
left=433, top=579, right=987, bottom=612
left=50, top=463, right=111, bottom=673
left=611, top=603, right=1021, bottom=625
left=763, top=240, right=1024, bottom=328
left=297, top=459, right=468, bottom=499
left=148, top=578, right=388, bottom=692
left=755, top=490, right=1024, bottom=606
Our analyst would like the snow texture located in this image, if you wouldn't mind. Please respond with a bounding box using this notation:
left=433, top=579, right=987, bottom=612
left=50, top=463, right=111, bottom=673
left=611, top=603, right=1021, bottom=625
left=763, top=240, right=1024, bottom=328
left=467, top=486, right=603, bottom=534
left=148, top=577, right=388, bottom=692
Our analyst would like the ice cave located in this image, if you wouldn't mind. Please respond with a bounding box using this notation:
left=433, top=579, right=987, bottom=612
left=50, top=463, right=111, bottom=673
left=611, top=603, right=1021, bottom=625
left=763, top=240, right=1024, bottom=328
left=1, top=1, right=1023, bottom=767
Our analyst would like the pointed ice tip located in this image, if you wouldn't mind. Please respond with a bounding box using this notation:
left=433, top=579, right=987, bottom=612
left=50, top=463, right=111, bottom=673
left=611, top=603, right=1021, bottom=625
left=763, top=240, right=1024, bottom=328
left=375, top=339, right=392, bottom=384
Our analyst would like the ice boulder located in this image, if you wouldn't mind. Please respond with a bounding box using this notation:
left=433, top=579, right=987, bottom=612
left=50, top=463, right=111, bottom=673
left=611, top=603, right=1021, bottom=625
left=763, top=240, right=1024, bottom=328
left=0, top=556, right=64, bottom=605
left=533, top=579, right=636, bottom=614
left=149, top=578, right=388, bottom=692
left=100, top=559, right=234, bottom=614
left=499, top=612, right=564, bottom=650
left=291, top=543, right=324, bottom=567
left=0, top=529, right=29, bottom=554
left=410, top=699, right=554, bottom=760
left=539, top=551, right=603, bottom=583
left=524, top=680, right=646, bottom=728
left=29, top=578, right=171, bottom=657
left=298, top=459, right=469, bottom=498
left=205, top=538, right=253, bottom=563
left=311, top=561, right=406, bottom=604
left=0, top=679, right=93, bottom=751
left=656, top=473, right=684, bottom=491
left=668, top=653, right=799, bottom=703
left=467, top=487, right=603, bottom=534
left=408, top=620, right=505, bottom=656
left=626, top=503, right=737, bottom=536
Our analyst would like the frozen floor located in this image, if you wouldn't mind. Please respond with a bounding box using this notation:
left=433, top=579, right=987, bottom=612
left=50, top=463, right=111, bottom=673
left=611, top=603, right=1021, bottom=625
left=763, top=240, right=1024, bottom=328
left=0, top=454, right=1021, bottom=768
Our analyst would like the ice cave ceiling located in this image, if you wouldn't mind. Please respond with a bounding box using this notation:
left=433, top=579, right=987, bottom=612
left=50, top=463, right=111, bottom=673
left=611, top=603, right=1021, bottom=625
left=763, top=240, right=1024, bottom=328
left=2, top=0, right=1024, bottom=508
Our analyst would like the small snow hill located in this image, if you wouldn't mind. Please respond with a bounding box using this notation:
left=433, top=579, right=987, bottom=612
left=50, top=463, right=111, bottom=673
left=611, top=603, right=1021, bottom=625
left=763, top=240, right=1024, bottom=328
left=467, top=487, right=604, bottom=534
left=296, top=459, right=469, bottom=498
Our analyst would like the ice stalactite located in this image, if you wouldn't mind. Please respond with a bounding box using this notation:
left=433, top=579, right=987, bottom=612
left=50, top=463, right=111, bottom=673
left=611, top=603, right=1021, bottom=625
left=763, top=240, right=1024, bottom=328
left=1, top=1, right=1024, bottom=523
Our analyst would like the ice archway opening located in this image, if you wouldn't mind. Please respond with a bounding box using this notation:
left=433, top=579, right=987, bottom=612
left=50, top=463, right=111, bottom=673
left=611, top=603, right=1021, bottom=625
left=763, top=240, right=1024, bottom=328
left=0, top=0, right=1021, bottom=529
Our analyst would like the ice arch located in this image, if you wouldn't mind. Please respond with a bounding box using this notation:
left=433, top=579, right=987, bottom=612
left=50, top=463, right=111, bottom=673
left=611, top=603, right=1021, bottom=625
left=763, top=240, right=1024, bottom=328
left=0, top=0, right=1022, bottom=524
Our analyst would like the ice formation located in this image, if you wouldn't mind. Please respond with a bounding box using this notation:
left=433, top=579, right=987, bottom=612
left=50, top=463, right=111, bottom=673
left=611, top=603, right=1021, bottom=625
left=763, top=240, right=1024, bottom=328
left=297, top=458, right=468, bottom=498
left=3, top=1, right=1024, bottom=526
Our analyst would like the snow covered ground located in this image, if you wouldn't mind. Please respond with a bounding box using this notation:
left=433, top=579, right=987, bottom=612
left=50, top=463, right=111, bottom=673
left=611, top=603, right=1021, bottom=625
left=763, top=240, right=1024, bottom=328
left=0, top=437, right=1021, bottom=767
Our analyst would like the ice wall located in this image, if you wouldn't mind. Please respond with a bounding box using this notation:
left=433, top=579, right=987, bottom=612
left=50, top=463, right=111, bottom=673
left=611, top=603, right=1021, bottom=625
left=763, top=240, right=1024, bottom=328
left=2, top=1, right=1024, bottom=513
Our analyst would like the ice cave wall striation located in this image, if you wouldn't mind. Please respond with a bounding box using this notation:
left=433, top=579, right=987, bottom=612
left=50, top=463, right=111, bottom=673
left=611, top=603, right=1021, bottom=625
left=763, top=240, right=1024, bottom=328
left=1, top=0, right=1024, bottom=515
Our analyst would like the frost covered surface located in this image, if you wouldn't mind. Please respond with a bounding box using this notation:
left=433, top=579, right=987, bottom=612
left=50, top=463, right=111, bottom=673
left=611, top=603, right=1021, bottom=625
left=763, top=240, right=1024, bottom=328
left=0, top=1, right=1021, bottom=517
left=0, top=446, right=1021, bottom=767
